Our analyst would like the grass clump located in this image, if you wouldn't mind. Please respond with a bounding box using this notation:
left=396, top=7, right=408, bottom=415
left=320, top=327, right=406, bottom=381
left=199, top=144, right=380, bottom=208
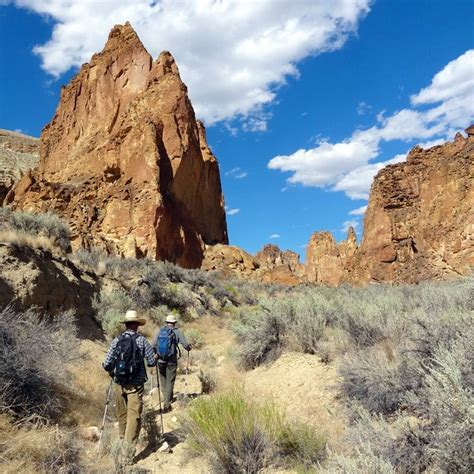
left=182, top=390, right=326, bottom=473
left=0, top=208, right=71, bottom=253
left=0, top=415, right=84, bottom=474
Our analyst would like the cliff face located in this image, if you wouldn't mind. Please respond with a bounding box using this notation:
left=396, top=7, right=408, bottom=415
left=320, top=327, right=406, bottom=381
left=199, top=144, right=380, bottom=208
left=351, top=132, right=473, bottom=283
left=8, top=23, right=227, bottom=268
left=306, top=130, right=473, bottom=285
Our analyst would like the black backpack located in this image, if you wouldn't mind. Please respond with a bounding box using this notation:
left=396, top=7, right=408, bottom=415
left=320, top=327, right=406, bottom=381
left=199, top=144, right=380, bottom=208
left=111, top=333, right=143, bottom=384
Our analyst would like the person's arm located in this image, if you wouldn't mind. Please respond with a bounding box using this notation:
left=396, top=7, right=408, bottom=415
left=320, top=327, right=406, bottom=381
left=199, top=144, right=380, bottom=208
left=151, top=329, right=160, bottom=351
left=102, top=338, right=118, bottom=372
left=142, top=337, right=157, bottom=366
left=176, top=329, right=191, bottom=352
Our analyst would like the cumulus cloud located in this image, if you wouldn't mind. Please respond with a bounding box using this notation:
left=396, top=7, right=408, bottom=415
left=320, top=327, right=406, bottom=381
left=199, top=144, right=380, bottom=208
left=411, top=50, right=474, bottom=105
left=269, top=234, right=280, bottom=239
left=268, top=49, right=474, bottom=199
left=11, top=0, right=371, bottom=127
left=349, top=205, right=367, bottom=216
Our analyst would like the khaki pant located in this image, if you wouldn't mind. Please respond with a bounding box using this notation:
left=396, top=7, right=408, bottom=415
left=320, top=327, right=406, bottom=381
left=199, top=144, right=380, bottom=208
left=114, top=383, right=144, bottom=445
left=158, top=362, right=177, bottom=410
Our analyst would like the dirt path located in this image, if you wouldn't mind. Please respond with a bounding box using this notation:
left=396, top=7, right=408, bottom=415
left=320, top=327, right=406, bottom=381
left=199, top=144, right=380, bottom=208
left=85, top=321, right=347, bottom=472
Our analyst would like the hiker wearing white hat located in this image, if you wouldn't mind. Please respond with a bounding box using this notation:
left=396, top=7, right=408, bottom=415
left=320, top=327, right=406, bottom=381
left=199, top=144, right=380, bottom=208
left=152, top=314, right=191, bottom=413
left=102, top=310, right=156, bottom=459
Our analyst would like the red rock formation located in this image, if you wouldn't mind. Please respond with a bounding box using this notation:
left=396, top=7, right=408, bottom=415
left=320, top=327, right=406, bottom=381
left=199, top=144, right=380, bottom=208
left=306, top=228, right=357, bottom=285
left=201, top=244, right=257, bottom=276
left=351, top=130, right=473, bottom=283
left=254, top=244, right=305, bottom=284
left=8, top=23, right=227, bottom=267
left=0, top=129, right=39, bottom=205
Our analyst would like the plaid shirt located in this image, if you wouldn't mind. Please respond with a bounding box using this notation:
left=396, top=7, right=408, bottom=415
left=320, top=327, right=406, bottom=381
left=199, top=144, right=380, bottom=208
left=103, top=330, right=156, bottom=386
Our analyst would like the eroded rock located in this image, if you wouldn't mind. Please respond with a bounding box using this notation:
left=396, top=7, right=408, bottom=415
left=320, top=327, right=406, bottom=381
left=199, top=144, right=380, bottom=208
left=8, top=23, right=227, bottom=268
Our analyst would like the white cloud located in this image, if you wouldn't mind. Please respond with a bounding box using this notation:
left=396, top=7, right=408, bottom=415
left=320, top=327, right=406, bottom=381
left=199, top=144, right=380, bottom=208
left=269, top=234, right=280, bottom=239
left=334, top=153, right=406, bottom=199
left=349, top=205, right=367, bottom=216
left=268, top=49, right=474, bottom=199
left=411, top=50, right=474, bottom=105
left=225, top=167, right=248, bottom=179
left=341, top=219, right=359, bottom=233
left=12, top=0, right=371, bottom=128
left=226, top=208, right=240, bottom=216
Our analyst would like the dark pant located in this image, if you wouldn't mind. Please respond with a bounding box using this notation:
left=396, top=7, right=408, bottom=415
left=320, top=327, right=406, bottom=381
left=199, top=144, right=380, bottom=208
left=158, top=362, right=177, bottom=409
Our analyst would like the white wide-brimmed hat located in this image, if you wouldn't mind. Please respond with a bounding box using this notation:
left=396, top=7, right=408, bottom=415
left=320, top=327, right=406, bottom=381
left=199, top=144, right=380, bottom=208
left=165, top=314, right=178, bottom=323
left=121, top=310, right=146, bottom=326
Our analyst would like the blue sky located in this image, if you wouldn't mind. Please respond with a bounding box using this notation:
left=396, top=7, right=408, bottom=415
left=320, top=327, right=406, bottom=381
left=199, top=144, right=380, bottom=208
left=1, top=0, right=473, bottom=260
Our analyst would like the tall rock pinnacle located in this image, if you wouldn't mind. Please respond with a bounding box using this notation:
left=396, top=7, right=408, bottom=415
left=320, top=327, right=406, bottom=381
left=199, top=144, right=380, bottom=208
left=8, top=23, right=228, bottom=267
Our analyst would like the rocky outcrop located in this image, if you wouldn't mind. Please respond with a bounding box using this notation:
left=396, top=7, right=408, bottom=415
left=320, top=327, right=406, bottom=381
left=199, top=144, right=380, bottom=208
left=255, top=244, right=305, bottom=285
left=7, top=23, right=227, bottom=268
left=201, top=244, right=257, bottom=276
left=0, top=129, right=39, bottom=205
left=306, top=227, right=357, bottom=285
left=0, top=243, right=101, bottom=339
left=350, top=130, right=473, bottom=283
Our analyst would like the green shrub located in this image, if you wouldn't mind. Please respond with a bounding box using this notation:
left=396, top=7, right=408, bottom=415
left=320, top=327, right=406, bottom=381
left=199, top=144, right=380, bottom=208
left=92, top=289, right=133, bottom=338
left=182, top=390, right=326, bottom=473
left=186, top=328, right=205, bottom=349
left=233, top=303, right=289, bottom=369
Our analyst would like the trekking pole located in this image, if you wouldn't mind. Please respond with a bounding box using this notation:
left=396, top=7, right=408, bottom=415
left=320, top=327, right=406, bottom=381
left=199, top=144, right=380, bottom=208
left=149, top=367, right=154, bottom=394
left=184, top=350, right=190, bottom=396
left=155, top=367, right=165, bottom=439
left=97, top=378, right=114, bottom=454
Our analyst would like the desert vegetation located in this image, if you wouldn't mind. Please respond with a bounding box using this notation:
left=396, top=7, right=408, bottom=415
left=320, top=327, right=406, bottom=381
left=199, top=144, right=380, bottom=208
left=233, top=279, right=474, bottom=472
left=0, top=208, right=71, bottom=253
left=0, top=211, right=472, bottom=472
left=182, top=390, right=326, bottom=472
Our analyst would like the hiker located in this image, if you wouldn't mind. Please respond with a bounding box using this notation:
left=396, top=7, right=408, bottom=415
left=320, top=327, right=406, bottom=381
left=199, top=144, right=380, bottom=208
left=153, top=314, right=191, bottom=413
left=102, top=310, right=156, bottom=452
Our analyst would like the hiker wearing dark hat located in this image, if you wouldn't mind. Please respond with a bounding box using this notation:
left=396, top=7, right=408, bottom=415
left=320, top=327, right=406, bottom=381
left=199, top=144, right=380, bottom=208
left=153, top=314, right=191, bottom=412
left=102, top=310, right=156, bottom=451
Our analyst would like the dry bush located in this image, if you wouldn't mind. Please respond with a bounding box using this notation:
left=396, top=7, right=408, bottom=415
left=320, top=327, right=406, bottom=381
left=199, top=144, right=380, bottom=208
left=0, top=307, right=78, bottom=421
left=0, top=414, right=83, bottom=473
left=198, top=369, right=218, bottom=394
left=233, top=302, right=289, bottom=369
left=185, top=328, right=205, bottom=349
left=0, top=208, right=71, bottom=253
left=233, top=279, right=473, bottom=472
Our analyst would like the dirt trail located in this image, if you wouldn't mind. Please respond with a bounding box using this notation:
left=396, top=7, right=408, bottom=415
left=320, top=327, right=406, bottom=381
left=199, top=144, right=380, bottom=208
left=84, top=320, right=346, bottom=472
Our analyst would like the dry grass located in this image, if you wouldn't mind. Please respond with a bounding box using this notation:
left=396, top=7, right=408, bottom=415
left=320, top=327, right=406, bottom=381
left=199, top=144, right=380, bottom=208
left=0, top=414, right=83, bottom=473
left=63, top=340, right=111, bottom=427
left=0, top=230, right=59, bottom=254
